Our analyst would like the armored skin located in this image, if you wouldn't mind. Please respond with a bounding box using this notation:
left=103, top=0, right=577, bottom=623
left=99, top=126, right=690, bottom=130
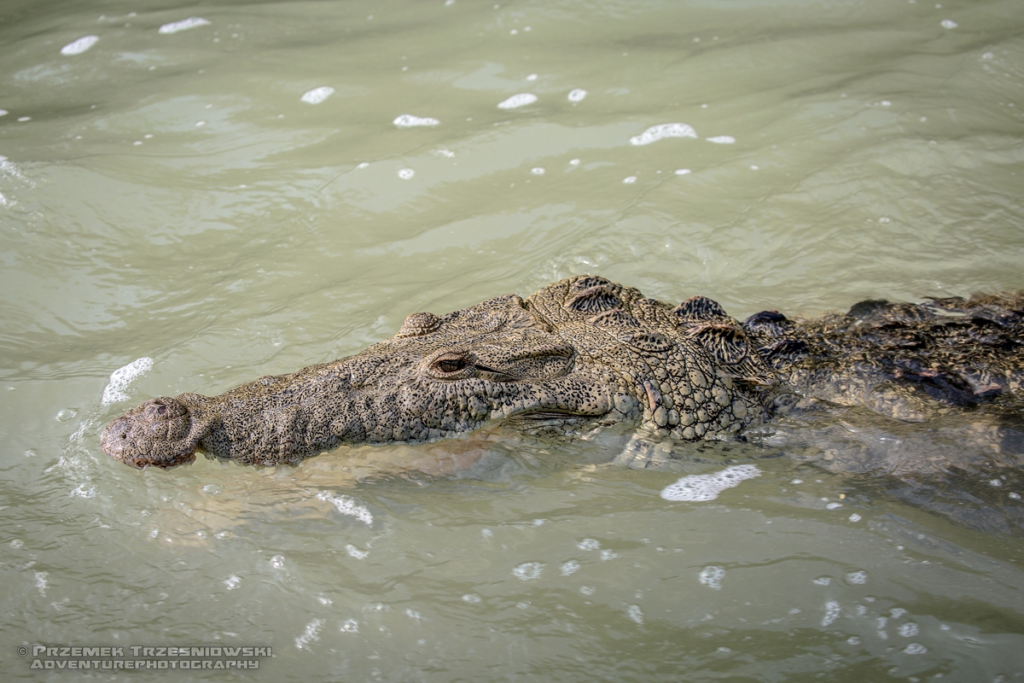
left=101, top=276, right=1024, bottom=469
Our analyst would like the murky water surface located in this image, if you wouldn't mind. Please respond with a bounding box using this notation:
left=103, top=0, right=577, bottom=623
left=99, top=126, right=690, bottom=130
left=3, top=0, right=1024, bottom=680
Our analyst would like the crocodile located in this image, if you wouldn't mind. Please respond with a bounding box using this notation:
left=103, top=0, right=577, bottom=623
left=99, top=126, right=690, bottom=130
left=100, top=275, right=1024, bottom=472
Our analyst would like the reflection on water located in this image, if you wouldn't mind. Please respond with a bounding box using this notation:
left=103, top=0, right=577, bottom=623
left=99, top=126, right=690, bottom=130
left=2, top=0, right=1024, bottom=680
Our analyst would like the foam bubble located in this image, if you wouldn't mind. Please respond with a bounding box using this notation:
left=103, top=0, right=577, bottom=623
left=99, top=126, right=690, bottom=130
left=623, top=176, right=637, bottom=184
left=316, top=491, right=373, bottom=525
left=101, top=357, right=153, bottom=405
left=71, top=484, right=96, bottom=498
left=530, top=167, right=545, bottom=175
left=224, top=575, right=240, bottom=590
left=398, top=168, right=415, bottom=179
left=940, top=19, right=958, bottom=29
left=706, top=135, right=735, bottom=144
left=340, top=619, right=359, bottom=632
left=568, top=89, right=587, bottom=103
left=903, top=643, right=927, bottom=654
left=674, top=169, right=691, bottom=176
left=577, top=538, right=600, bottom=551
left=629, top=123, right=697, bottom=146
left=627, top=605, right=644, bottom=624
left=660, top=464, right=760, bottom=501
left=513, top=562, right=543, bottom=580
left=393, top=114, right=440, bottom=127
left=560, top=560, right=580, bottom=576
left=345, top=544, right=368, bottom=559
left=498, top=93, right=537, bottom=109
left=822, top=600, right=841, bottom=626
left=61, top=36, right=99, bottom=56
left=462, top=594, right=481, bottom=603
left=158, top=17, right=211, bottom=34
left=846, top=570, right=867, bottom=584
left=898, top=623, right=919, bottom=637
left=294, top=619, right=323, bottom=649
left=301, top=86, right=334, bottom=104
left=699, top=566, right=725, bottom=590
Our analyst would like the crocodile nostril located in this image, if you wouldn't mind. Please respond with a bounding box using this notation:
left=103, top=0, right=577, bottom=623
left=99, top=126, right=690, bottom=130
left=120, top=432, right=127, bottom=440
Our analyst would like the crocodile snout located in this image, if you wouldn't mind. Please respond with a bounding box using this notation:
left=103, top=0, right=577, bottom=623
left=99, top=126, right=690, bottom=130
left=101, top=397, right=199, bottom=469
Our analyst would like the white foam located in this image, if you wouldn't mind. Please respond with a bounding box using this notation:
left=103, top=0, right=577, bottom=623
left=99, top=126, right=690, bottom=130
left=568, top=89, right=587, bottom=103
left=623, top=176, right=637, bottom=184
left=393, top=114, right=440, bottom=127
left=398, top=168, right=415, bottom=179
left=822, top=600, right=841, bottom=626
left=159, top=17, right=211, bottom=34
left=903, top=643, right=927, bottom=654
left=699, top=566, right=725, bottom=590
left=846, top=570, right=867, bottom=584
left=101, top=357, right=153, bottom=405
left=577, top=538, right=600, bottom=551
left=512, top=562, right=543, bottom=580
left=340, top=619, right=358, bottom=632
left=530, top=167, right=545, bottom=175
left=629, top=123, right=697, bottom=146
left=345, top=544, right=368, bottom=559
left=660, top=464, right=760, bottom=501
left=294, top=619, right=323, bottom=649
left=561, top=560, right=580, bottom=576
left=0, top=110, right=7, bottom=116
left=497, top=93, right=537, bottom=109
left=35, top=571, right=48, bottom=596
left=814, top=577, right=831, bottom=586
left=674, top=169, right=691, bottom=176
left=71, top=484, right=96, bottom=498
left=940, top=19, right=958, bottom=29
left=898, top=623, right=919, bottom=637
left=706, top=135, right=735, bottom=144
left=301, top=86, right=334, bottom=104
left=848, top=513, right=862, bottom=522
left=224, top=575, right=240, bottom=590
left=61, top=36, right=99, bottom=55
left=271, top=555, right=285, bottom=569
left=627, top=604, right=644, bottom=624
left=316, top=491, right=373, bottom=525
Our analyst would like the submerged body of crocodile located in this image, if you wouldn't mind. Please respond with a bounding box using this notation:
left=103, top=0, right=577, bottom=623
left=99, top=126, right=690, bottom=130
left=101, top=276, right=1024, bottom=470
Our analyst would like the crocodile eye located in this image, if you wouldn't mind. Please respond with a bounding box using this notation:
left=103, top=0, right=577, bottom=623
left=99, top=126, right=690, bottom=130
left=435, top=358, right=467, bottom=373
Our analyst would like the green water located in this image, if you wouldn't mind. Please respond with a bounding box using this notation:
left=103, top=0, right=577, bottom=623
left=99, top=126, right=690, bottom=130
left=2, top=0, right=1024, bottom=680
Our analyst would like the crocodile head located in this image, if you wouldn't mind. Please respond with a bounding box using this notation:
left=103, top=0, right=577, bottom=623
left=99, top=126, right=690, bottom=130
left=100, top=395, right=214, bottom=469
left=101, top=278, right=770, bottom=468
